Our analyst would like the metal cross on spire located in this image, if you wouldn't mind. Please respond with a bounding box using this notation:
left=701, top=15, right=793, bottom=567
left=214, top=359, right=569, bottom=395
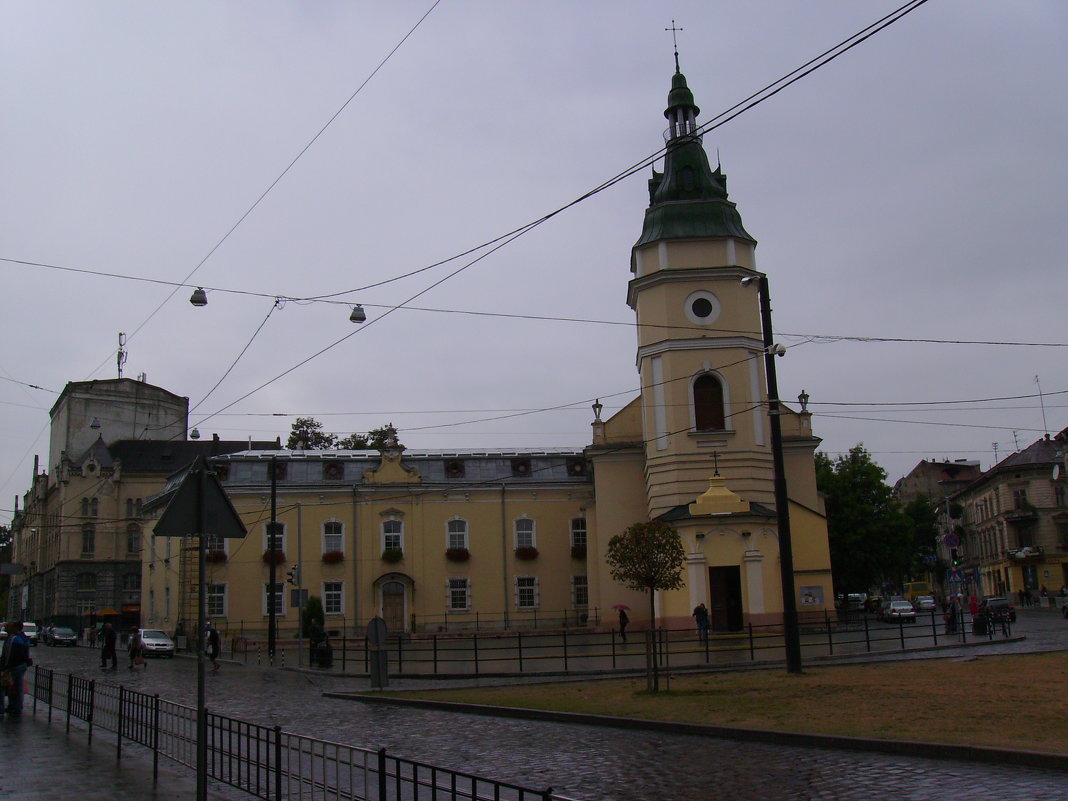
left=711, top=450, right=721, bottom=477
left=666, top=20, right=683, bottom=72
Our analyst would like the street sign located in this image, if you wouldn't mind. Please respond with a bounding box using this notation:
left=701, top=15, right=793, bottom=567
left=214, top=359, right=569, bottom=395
left=148, top=457, right=247, bottom=538
left=944, top=532, right=960, bottom=548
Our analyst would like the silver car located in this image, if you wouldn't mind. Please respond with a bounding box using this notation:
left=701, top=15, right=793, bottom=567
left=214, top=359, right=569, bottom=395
left=913, top=595, right=937, bottom=612
left=138, top=629, right=175, bottom=658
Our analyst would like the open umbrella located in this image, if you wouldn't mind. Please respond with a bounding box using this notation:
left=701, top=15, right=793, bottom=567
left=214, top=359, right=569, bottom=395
left=612, top=604, right=631, bottom=611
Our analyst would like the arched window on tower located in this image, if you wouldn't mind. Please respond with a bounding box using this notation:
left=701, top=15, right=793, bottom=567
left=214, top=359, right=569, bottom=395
left=693, top=374, right=726, bottom=431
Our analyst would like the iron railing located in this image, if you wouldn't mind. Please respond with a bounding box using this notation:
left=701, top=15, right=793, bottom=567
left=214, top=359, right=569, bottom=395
left=30, top=667, right=567, bottom=801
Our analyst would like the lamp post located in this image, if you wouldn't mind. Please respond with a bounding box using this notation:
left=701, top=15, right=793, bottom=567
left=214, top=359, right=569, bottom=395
left=742, top=273, right=802, bottom=674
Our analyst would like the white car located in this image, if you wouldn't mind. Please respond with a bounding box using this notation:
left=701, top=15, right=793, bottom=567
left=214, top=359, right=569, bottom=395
left=138, top=629, right=176, bottom=657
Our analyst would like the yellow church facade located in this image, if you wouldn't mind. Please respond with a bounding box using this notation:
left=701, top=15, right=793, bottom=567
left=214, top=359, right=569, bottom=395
left=139, top=66, right=834, bottom=638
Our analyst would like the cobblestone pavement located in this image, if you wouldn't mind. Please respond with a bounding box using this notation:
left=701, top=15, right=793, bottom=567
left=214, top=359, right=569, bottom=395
left=18, top=607, right=1068, bottom=800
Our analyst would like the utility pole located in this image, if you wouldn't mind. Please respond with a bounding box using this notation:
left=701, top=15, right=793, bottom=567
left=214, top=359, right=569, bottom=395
left=268, top=455, right=278, bottom=663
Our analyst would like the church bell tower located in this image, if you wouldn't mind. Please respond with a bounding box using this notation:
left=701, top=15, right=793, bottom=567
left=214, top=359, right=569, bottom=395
left=628, top=67, right=775, bottom=517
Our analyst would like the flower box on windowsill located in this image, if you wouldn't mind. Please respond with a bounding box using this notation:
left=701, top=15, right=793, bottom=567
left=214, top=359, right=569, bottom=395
left=262, top=549, right=286, bottom=565
left=445, top=547, right=471, bottom=562
left=515, top=546, right=539, bottom=561
left=381, top=548, right=404, bottom=563
left=206, top=550, right=228, bottom=563
left=570, top=544, right=587, bottom=559
left=322, top=550, right=344, bottom=565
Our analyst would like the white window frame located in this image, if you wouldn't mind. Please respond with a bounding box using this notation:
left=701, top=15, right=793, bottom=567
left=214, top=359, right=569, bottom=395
left=382, top=518, right=403, bottom=552
left=264, top=522, right=286, bottom=552
left=207, top=583, right=227, bottom=617
left=515, top=575, right=539, bottom=610
left=323, top=581, right=344, bottom=615
left=447, top=577, right=471, bottom=611
left=323, top=520, right=344, bottom=554
left=447, top=518, right=469, bottom=550
left=263, top=582, right=285, bottom=616
left=514, top=517, right=536, bottom=549
left=572, top=575, right=589, bottom=607
left=570, top=518, right=587, bottom=548
left=203, top=533, right=225, bottom=553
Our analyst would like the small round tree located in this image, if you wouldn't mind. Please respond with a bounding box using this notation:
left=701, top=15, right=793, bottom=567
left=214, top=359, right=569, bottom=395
left=605, top=520, right=686, bottom=691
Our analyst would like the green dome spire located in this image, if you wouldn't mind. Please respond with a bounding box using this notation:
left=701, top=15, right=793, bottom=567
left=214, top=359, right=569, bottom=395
left=634, top=70, right=755, bottom=248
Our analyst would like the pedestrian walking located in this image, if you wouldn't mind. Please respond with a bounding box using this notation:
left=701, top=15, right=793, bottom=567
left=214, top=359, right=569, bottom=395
left=692, top=602, right=710, bottom=642
left=618, top=608, right=629, bottom=643
left=100, top=622, right=118, bottom=671
left=944, top=600, right=958, bottom=634
left=206, top=622, right=221, bottom=672
left=0, top=621, right=33, bottom=716
left=128, top=630, right=146, bottom=670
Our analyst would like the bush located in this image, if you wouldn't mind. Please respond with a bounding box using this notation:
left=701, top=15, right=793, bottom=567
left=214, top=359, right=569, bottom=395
left=321, top=550, right=344, bottom=564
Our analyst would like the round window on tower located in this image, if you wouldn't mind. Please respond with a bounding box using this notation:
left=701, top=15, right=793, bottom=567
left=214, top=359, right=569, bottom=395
left=684, top=291, right=721, bottom=325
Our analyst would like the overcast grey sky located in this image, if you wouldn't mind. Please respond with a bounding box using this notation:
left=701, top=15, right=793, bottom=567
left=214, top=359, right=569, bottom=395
left=3, top=1, right=1067, bottom=525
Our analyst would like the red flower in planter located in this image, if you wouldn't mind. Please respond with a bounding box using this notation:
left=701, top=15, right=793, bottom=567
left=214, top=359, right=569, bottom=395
left=206, top=550, right=228, bottom=563
left=570, top=544, right=587, bottom=559
left=322, top=550, right=344, bottom=564
left=262, top=549, right=286, bottom=565
left=445, top=547, right=471, bottom=562
left=514, top=546, right=539, bottom=560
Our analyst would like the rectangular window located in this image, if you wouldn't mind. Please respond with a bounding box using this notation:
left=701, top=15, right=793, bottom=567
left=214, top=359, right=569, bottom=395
left=265, top=522, right=285, bottom=552
left=81, top=525, right=95, bottom=556
left=447, top=519, right=468, bottom=550
left=514, top=518, right=535, bottom=549
left=448, top=578, right=470, bottom=611
left=323, top=581, right=344, bottom=615
left=264, top=583, right=284, bottom=616
left=203, top=533, right=224, bottom=552
left=1013, top=488, right=1028, bottom=509
left=383, top=520, right=403, bottom=552
left=323, top=521, right=343, bottom=553
left=127, top=526, right=141, bottom=555
left=207, top=583, right=227, bottom=617
left=515, top=576, right=538, bottom=610
left=570, top=518, right=587, bottom=548
left=1055, top=485, right=1067, bottom=507
left=573, top=575, right=589, bottom=607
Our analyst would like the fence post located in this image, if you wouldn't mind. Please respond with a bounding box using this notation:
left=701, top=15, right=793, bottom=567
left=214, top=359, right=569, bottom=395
left=542, top=787, right=555, bottom=801
left=517, top=631, right=523, bottom=673
left=342, top=635, right=347, bottom=672
left=825, top=609, right=833, bottom=656
left=562, top=629, right=568, bottom=672
left=748, top=622, right=754, bottom=661
left=864, top=614, right=871, bottom=652
left=87, top=679, right=95, bottom=745
left=397, top=636, right=403, bottom=675
left=47, top=669, right=54, bottom=723
left=66, top=673, right=73, bottom=733
left=152, top=694, right=161, bottom=783
left=377, top=748, right=388, bottom=801
left=117, top=685, right=125, bottom=760
left=932, top=610, right=939, bottom=646
left=274, top=725, right=283, bottom=801
left=960, top=607, right=967, bottom=643
left=898, top=619, right=906, bottom=649
left=473, top=633, right=479, bottom=675
left=611, top=629, right=616, bottom=669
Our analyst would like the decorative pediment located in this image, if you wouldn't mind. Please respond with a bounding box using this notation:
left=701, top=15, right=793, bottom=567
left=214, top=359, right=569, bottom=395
left=363, top=452, right=420, bottom=485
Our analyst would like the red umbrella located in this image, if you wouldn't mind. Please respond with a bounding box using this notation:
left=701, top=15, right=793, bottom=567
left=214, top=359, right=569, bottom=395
left=612, top=604, right=631, bottom=611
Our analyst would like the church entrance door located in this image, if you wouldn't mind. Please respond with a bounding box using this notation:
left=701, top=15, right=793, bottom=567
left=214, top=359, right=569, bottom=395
left=708, top=566, right=743, bottom=631
left=381, top=581, right=406, bottom=633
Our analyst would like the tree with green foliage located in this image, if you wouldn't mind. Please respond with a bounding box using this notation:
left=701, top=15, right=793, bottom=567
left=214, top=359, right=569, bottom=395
left=605, top=520, right=686, bottom=691
left=903, top=494, right=943, bottom=583
left=816, top=445, right=911, bottom=595
left=287, top=417, right=337, bottom=450
left=337, top=423, right=403, bottom=451
left=302, top=595, right=326, bottom=643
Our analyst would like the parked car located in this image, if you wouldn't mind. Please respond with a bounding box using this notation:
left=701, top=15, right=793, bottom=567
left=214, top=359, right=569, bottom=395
left=45, top=626, right=78, bottom=647
left=22, top=622, right=39, bottom=645
left=880, top=600, right=916, bottom=623
left=913, top=595, right=937, bottom=612
left=138, top=629, right=176, bottom=658
left=979, top=596, right=1016, bottom=623
left=866, top=596, right=884, bottom=613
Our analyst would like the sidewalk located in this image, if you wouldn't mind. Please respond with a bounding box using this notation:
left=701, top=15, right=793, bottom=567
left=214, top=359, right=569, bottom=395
left=0, top=705, right=245, bottom=801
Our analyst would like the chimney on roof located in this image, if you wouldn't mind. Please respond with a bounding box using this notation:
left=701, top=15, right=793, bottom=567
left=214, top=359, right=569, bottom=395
left=213, top=433, right=220, bottom=442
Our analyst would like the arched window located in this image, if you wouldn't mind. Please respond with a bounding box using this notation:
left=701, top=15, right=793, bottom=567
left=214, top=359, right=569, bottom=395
left=693, top=374, right=726, bottom=431
left=382, top=519, right=403, bottom=552
left=126, top=524, right=141, bottom=555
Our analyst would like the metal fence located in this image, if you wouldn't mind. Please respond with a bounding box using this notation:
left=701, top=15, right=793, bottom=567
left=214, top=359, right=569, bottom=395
left=29, top=667, right=565, bottom=801
left=235, top=607, right=1013, bottom=675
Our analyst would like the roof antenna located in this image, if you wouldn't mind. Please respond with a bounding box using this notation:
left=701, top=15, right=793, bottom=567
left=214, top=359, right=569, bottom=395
left=666, top=20, right=683, bottom=73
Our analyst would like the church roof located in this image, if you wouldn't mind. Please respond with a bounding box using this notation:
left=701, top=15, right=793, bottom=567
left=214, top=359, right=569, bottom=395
left=634, top=70, right=755, bottom=249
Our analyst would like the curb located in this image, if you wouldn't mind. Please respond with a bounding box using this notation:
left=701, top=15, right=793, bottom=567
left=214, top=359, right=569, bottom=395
left=325, top=692, right=1068, bottom=772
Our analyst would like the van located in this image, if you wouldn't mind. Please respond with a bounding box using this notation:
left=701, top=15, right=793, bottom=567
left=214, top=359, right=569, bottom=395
left=21, top=622, right=39, bottom=645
